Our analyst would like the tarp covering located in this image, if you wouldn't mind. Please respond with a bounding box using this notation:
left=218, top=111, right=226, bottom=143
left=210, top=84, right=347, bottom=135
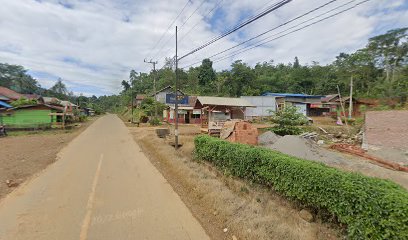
left=0, top=100, right=12, bottom=108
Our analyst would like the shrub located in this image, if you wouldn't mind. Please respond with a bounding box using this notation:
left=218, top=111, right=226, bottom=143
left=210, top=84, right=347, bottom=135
left=269, top=106, right=308, bottom=135
left=10, top=98, right=37, bottom=107
left=78, top=115, right=88, bottom=122
left=149, top=117, right=161, bottom=126
left=194, top=135, right=408, bottom=239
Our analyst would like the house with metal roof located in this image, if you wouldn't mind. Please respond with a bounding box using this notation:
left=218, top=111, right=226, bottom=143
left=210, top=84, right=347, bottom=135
left=151, top=85, right=185, bottom=104
left=0, top=104, right=64, bottom=129
left=163, top=96, right=199, bottom=124
left=262, top=92, right=325, bottom=116
left=0, top=86, right=24, bottom=102
left=194, top=96, right=254, bottom=133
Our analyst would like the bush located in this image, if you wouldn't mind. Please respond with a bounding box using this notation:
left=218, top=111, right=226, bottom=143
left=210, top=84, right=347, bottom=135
left=149, top=117, right=161, bottom=126
left=78, top=115, right=88, bottom=122
left=194, top=135, right=408, bottom=239
left=269, top=106, right=308, bottom=135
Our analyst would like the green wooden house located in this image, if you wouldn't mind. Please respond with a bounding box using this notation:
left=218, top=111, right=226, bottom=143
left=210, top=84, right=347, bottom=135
left=0, top=104, right=64, bottom=129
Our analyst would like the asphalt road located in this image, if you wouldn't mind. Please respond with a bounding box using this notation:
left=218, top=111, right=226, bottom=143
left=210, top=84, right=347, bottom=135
left=0, top=114, right=209, bottom=240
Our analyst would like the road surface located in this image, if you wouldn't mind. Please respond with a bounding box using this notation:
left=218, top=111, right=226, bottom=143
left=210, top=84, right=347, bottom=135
left=0, top=114, right=210, bottom=240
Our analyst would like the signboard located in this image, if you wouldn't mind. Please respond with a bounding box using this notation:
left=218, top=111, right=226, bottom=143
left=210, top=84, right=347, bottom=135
left=166, top=93, right=189, bottom=105
left=310, top=103, right=331, bottom=109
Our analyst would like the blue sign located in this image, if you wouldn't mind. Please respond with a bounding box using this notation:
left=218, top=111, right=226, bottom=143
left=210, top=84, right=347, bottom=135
left=166, top=94, right=189, bottom=105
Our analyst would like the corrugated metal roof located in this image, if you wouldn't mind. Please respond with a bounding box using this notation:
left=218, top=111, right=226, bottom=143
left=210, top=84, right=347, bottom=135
left=8, top=104, right=64, bottom=112
left=0, top=87, right=23, bottom=100
left=152, top=85, right=185, bottom=96
left=197, top=96, right=255, bottom=107
left=0, top=100, right=12, bottom=108
left=0, top=95, right=10, bottom=101
left=262, top=92, right=324, bottom=98
left=42, top=97, right=60, bottom=104
left=60, top=100, right=78, bottom=107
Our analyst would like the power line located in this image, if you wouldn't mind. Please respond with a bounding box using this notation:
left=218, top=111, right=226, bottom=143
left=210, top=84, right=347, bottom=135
left=182, top=0, right=341, bottom=67
left=157, top=0, right=226, bottom=62
left=145, top=0, right=191, bottom=60
left=178, top=0, right=292, bottom=60
left=157, top=0, right=288, bottom=70
left=180, top=0, right=206, bottom=30
left=177, top=0, right=276, bottom=57
left=152, top=0, right=207, bottom=60
left=179, top=0, right=226, bottom=43
left=182, top=0, right=368, bottom=69
left=211, top=0, right=371, bottom=65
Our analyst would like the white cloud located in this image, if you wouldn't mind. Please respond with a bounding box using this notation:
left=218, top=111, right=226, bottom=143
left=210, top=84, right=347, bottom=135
left=0, top=0, right=406, bottom=95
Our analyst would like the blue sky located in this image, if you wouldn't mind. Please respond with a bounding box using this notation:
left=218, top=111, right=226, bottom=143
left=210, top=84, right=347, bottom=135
left=0, top=0, right=407, bottom=96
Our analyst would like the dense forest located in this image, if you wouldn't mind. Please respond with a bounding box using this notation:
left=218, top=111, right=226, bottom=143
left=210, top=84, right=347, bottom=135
left=1, top=28, right=407, bottom=113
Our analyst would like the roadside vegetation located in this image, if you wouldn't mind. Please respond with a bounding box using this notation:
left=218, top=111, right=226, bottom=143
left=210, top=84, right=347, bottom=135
left=194, top=135, right=408, bottom=239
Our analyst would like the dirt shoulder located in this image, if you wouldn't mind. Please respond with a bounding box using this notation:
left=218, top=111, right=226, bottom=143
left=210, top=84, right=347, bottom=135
left=0, top=117, right=98, bottom=200
left=129, top=125, right=342, bottom=240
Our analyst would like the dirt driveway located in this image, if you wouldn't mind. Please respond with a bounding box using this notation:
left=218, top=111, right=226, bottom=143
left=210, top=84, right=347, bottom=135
left=0, top=119, right=95, bottom=199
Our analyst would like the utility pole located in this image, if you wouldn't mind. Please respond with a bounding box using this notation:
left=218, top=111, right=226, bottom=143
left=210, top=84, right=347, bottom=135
left=337, top=85, right=349, bottom=131
left=175, top=26, right=179, bottom=150
left=348, top=75, right=353, bottom=119
left=144, top=59, right=158, bottom=117
left=130, top=79, right=134, bottom=123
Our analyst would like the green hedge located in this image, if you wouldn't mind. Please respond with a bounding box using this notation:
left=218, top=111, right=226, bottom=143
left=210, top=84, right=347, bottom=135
left=194, top=135, right=408, bottom=239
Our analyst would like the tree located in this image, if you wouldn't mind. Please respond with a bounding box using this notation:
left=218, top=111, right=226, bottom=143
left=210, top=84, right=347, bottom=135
left=0, top=63, right=40, bottom=93
left=366, top=28, right=408, bottom=96
left=50, top=78, right=68, bottom=95
left=121, top=80, right=130, bottom=92
left=229, top=60, right=255, bottom=96
left=198, top=58, right=216, bottom=94
left=293, top=56, right=300, bottom=68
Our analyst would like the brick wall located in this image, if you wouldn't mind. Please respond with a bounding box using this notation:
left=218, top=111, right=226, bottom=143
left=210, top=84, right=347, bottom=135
left=227, top=122, right=258, bottom=145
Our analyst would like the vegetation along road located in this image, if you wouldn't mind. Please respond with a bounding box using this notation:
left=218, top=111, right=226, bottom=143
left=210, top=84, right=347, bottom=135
left=0, top=114, right=209, bottom=240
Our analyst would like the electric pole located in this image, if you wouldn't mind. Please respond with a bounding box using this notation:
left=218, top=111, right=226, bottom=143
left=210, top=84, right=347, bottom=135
left=348, top=75, right=353, bottom=119
left=144, top=59, right=158, bottom=117
left=175, top=26, right=179, bottom=150
left=130, top=79, right=134, bottom=123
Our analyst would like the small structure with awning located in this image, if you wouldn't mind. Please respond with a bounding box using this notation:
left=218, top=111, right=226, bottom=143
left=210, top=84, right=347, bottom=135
left=163, top=96, right=200, bottom=124
left=194, top=96, right=255, bottom=135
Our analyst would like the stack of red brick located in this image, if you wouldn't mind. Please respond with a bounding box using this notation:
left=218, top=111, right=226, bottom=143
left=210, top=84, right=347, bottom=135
left=227, top=121, right=258, bottom=145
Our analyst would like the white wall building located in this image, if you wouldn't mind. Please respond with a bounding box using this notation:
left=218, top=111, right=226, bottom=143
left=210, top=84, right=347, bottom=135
left=240, top=96, right=277, bottom=119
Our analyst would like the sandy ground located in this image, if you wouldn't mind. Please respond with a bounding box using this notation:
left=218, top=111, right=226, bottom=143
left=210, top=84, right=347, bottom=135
left=0, top=114, right=209, bottom=240
left=368, top=147, right=408, bottom=166
left=0, top=119, right=97, bottom=200
left=259, top=133, right=408, bottom=189
left=130, top=124, right=342, bottom=240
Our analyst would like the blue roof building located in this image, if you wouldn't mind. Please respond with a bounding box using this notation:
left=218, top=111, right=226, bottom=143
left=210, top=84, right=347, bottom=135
left=262, top=92, right=325, bottom=98
left=261, top=92, right=330, bottom=117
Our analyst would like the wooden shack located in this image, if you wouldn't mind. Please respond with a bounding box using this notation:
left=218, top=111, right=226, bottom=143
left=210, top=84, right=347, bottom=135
left=194, top=96, right=254, bottom=135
